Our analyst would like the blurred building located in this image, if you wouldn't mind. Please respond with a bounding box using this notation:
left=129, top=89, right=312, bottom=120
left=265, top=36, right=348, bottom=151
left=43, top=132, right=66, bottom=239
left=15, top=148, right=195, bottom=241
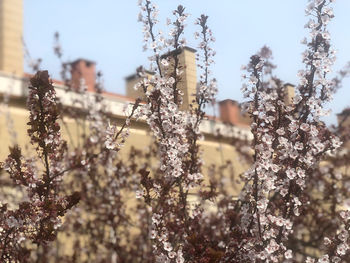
left=0, top=0, right=253, bottom=185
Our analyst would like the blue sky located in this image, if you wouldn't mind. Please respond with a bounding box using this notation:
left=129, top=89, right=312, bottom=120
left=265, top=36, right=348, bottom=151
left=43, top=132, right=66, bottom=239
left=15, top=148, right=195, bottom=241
left=24, top=0, right=350, bottom=124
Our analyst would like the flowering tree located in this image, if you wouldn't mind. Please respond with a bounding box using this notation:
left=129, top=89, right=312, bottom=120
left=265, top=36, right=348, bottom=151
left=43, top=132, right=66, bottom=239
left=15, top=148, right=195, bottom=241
left=0, top=71, right=80, bottom=262
left=133, top=0, right=350, bottom=262
left=1, top=0, right=350, bottom=262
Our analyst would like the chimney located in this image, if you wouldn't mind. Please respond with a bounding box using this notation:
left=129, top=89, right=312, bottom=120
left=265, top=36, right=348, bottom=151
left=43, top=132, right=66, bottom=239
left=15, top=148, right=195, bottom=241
left=70, top=59, right=96, bottom=92
left=0, top=0, right=23, bottom=76
left=125, top=70, right=155, bottom=100
left=283, top=83, right=295, bottom=105
left=337, top=108, right=350, bottom=128
left=337, top=108, right=350, bottom=148
left=219, top=99, right=250, bottom=126
left=176, top=47, right=197, bottom=110
left=161, top=46, right=197, bottom=110
left=126, top=46, right=197, bottom=108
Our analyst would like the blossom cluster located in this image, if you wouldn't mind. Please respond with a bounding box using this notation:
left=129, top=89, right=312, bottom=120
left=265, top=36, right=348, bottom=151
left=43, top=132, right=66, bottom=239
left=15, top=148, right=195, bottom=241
left=235, top=1, right=349, bottom=262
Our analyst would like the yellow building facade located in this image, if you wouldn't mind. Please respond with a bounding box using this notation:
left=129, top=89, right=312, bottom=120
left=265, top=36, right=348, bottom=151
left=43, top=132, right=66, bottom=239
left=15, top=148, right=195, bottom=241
left=0, top=0, right=252, bottom=195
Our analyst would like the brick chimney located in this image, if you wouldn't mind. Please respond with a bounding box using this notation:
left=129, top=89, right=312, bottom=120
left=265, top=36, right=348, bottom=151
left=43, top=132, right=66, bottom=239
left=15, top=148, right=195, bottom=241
left=176, top=47, right=197, bottom=110
left=161, top=46, right=197, bottom=110
left=70, top=59, right=96, bottom=92
left=219, top=99, right=250, bottom=126
left=125, top=69, right=155, bottom=101
left=126, top=47, right=197, bottom=109
left=283, top=83, right=295, bottom=105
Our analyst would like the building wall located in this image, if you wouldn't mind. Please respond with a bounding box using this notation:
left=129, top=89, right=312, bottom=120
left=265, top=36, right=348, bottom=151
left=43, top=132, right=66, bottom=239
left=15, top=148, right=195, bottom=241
left=0, top=98, right=248, bottom=189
